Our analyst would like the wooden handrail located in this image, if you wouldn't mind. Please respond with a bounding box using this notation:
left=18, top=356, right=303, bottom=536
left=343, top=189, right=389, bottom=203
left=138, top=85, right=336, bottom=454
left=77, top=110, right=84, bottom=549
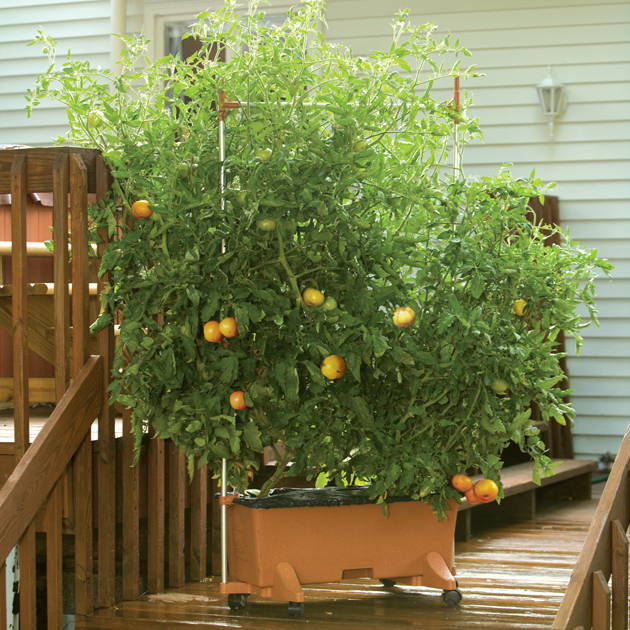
left=552, top=426, right=630, bottom=630
left=0, top=355, right=103, bottom=563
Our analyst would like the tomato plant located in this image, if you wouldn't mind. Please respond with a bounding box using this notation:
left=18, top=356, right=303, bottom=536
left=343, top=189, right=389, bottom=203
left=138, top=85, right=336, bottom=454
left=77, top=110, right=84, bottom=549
left=28, top=1, right=611, bottom=516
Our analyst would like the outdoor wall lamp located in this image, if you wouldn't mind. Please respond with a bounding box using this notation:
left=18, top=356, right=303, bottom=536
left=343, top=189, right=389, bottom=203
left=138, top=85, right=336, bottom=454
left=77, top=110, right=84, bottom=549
left=536, top=67, right=566, bottom=138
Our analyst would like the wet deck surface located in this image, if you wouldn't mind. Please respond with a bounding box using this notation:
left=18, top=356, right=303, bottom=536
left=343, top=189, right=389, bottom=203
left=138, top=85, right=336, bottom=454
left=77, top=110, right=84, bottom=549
left=78, top=489, right=600, bottom=630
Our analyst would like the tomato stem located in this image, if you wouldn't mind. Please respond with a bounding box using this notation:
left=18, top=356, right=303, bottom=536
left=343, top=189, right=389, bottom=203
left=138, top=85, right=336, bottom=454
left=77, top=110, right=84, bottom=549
left=276, top=231, right=303, bottom=307
left=258, top=450, right=292, bottom=498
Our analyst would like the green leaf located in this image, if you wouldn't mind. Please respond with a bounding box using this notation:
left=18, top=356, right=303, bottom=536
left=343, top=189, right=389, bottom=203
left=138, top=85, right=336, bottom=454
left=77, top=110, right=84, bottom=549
left=346, top=353, right=362, bottom=382
left=470, top=275, right=484, bottom=299
left=243, top=422, right=262, bottom=450
left=89, top=312, right=113, bottom=334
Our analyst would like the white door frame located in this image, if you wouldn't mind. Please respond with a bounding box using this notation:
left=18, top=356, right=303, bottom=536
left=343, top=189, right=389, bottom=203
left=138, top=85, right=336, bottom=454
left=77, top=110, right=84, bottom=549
left=143, top=1, right=294, bottom=60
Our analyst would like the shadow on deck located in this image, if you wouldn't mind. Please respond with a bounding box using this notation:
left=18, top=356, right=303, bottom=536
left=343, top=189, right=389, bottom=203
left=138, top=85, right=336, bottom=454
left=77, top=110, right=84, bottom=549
left=78, top=488, right=601, bottom=630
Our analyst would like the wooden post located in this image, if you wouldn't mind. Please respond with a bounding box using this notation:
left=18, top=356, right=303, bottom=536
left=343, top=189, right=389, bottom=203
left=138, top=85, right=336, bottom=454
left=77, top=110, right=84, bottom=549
left=10, top=154, right=29, bottom=462
left=122, top=408, right=140, bottom=600
left=592, top=570, right=611, bottom=630
left=18, top=523, right=36, bottom=630
left=74, top=436, right=94, bottom=614
left=69, top=154, right=88, bottom=377
left=611, top=520, right=628, bottom=630
left=147, top=436, right=166, bottom=593
left=168, top=442, right=186, bottom=588
left=95, top=155, right=116, bottom=608
left=189, top=463, right=208, bottom=581
left=52, top=154, right=69, bottom=401
left=45, top=482, right=64, bottom=630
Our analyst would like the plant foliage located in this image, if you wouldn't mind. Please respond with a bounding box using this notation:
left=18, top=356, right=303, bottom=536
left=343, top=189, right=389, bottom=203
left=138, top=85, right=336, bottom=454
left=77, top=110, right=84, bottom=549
left=27, top=0, right=611, bottom=516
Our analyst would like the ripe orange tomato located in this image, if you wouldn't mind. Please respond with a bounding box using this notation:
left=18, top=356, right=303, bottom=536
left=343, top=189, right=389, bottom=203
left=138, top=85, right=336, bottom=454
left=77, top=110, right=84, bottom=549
left=303, top=288, right=325, bottom=307
left=219, top=317, right=239, bottom=338
left=229, top=391, right=248, bottom=410
left=203, top=320, right=223, bottom=343
left=474, top=479, right=499, bottom=503
left=320, top=354, right=346, bottom=380
left=131, top=200, right=153, bottom=219
left=392, top=306, right=416, bottom=328
left=450, top=474, right=473, bottom=493
left=464, top=488, right=482, bottom=505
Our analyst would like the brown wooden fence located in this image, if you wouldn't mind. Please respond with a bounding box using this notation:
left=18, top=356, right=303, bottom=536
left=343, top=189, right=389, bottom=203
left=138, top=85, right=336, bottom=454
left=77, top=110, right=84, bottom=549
left=552, top=426, right=630, bottom=630
left=0, top=147, right=214, bottom=628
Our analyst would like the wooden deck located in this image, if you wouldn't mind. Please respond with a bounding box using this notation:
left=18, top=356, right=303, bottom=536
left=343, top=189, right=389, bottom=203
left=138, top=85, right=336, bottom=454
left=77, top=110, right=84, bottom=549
left=77, top=488, right=603, bottom=630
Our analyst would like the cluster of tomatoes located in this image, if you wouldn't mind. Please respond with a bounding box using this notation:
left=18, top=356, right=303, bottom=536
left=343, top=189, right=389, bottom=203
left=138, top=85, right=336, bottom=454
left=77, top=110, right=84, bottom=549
left=198, top=282, right=418, bottom=411
left=450, top=474, right=499, bottom=505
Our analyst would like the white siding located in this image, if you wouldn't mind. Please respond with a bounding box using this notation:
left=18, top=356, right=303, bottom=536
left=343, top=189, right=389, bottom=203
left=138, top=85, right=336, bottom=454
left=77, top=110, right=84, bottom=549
left=0, top=0, right=111, bottom=146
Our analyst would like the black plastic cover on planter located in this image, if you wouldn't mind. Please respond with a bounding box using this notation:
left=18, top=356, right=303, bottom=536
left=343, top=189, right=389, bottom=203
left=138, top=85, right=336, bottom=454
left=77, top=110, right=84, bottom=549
left=233, top=486, right=414, bottom=509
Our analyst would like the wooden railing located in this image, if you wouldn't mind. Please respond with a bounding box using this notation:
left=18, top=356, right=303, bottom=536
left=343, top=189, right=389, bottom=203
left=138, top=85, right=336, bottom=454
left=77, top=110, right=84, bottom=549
left=0, top=147, right=214, bottom=628
left=552, top=427, right=630, bottom=630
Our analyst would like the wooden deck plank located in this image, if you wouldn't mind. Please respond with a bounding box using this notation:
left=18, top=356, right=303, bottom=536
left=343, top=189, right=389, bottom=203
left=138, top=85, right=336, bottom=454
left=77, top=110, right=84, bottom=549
left=76, top=490, right=602, bottom=630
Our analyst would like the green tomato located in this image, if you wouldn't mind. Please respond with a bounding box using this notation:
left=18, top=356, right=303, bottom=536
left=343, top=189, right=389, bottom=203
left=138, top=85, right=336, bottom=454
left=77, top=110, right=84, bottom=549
left=353, top=140, right=368, bottom=152
left=236, top=190, right=248, bottom=205
left=491, top=379, right=509, bottom=395
left=283, top=219, right=297, bottom=235
left=177, top=163, right=193, bottom=179
left=322, top=296, right=337, bottom=311
left=255, top=148, right=273, bottom=161
left=86, top=112, right=102, bottom=130
left=256, top=217, right=276, bottom=232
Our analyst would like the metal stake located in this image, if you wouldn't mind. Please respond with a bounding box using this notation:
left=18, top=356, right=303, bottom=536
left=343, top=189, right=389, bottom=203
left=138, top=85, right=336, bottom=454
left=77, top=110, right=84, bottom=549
left=453, top=76, right=462, bottom=174
left=219, top=93, right=230, bottom=585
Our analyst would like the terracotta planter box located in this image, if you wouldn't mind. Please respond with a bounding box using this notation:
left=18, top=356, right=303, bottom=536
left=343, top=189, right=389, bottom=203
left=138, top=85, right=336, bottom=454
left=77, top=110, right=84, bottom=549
left=220, top=487, right=460, bottom=614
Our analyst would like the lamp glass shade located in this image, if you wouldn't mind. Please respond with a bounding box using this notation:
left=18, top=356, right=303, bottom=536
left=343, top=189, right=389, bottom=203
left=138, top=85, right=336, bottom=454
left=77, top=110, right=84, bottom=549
left=536, top=70, right=565, bottom=117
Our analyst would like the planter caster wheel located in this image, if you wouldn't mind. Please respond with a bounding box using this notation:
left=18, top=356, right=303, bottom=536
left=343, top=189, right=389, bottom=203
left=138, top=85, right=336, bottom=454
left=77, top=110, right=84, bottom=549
left=228, top=593, right=249, bottom=610
left=380, top=578, right=396, bottom=588
left=442, top=588, right=463, bottom=607
left=288, top=601, right=304, bottom=618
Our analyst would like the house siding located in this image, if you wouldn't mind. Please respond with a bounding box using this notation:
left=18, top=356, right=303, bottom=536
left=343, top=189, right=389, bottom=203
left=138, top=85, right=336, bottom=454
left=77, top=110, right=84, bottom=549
left=0, top=0, right=112, bottom=146
left=1, top=0, right=628, bottom=459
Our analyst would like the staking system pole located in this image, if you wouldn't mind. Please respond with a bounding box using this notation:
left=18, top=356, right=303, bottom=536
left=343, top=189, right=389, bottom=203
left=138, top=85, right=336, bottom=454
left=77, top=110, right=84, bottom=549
left=453, top=76, right=461, bottom=174
left=218, top=91, right=240, bottom=586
